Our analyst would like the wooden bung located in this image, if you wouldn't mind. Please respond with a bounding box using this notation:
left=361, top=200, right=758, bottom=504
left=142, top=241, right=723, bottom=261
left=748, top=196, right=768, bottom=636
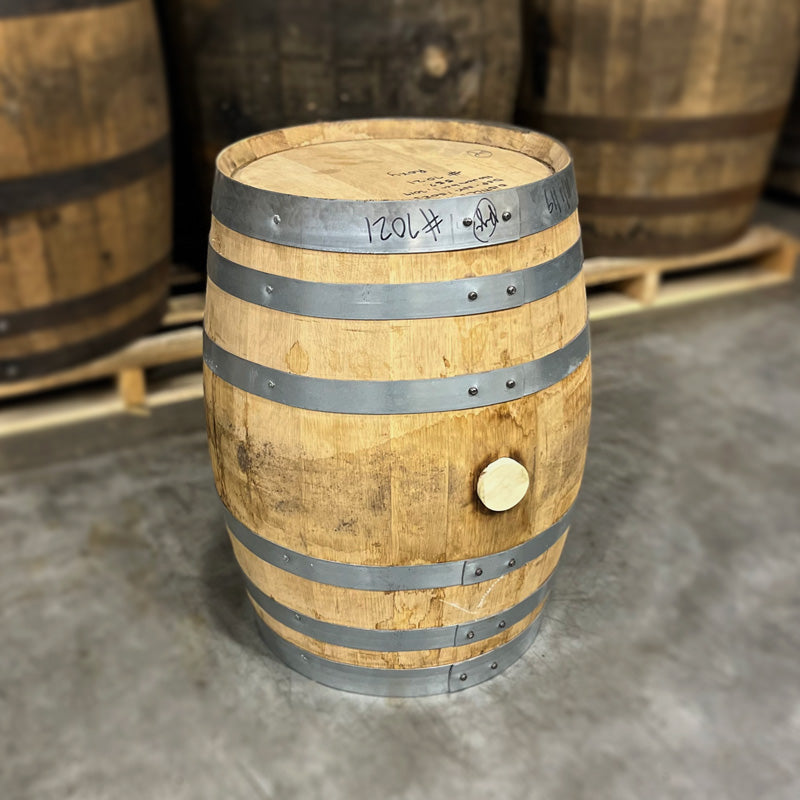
left=203, top=118, right=592, bottom=695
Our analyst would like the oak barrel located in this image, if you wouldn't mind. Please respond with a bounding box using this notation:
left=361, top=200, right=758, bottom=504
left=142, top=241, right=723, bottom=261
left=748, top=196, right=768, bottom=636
left=157, top=0, right=522, bottom=266
left=204, top=119, right=591, bottom=696
left=518, top=0, right=800, bottom=257
left=0, top=0, right=172, bottom=380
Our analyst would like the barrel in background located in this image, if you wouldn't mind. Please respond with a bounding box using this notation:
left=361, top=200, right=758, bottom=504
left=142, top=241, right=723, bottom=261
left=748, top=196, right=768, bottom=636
left=0, top=0, right=172, bottom=381
left=156, top=0, right=522, bottom=266
left=518, top=0, right=800, bottom=257
left=203, top=119, right=591, bottom=695
left=770, top=72, right=800, bottom=197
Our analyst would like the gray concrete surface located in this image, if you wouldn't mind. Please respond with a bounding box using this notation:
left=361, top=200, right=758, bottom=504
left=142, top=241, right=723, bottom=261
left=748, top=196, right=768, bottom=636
left=2, top=230, right=799, bottom=800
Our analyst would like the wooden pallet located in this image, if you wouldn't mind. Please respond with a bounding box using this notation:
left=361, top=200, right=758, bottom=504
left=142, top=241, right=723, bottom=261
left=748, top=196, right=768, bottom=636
left=0, top=224, right=796, bottom=438
left=585, top=224, right=798, bottom=320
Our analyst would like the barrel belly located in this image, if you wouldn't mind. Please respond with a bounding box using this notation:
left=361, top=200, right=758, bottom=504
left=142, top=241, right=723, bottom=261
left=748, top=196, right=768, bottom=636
left=0, top=0, right=172, bottom=380
left=203, top=119, right=591, bottom=695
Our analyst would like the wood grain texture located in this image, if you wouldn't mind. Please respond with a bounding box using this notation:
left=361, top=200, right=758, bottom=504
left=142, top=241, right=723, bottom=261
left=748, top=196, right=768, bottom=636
left=518, top=0, right=800, bottom=256
left=0, top=0, right=172, bottom=378
left=204, top=120, right=590, bottom=671
left=251, top=598, right=547, bottom=669
left=231, top=530, right=565, bottom=630
left=157, top=0, right=522, bottom=263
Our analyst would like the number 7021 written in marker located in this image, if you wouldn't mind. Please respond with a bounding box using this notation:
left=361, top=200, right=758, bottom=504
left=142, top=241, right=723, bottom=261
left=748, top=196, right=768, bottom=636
left=364, top=209, right=444, bottom=243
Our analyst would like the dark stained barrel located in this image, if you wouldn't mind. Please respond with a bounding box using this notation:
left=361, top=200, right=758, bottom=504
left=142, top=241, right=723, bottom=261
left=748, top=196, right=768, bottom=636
left=156, top=0, right=522, bottom=265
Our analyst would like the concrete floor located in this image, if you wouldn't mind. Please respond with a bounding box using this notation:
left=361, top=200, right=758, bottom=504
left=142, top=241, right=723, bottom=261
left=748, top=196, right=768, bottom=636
left=2, top=214, right=800, bottom=799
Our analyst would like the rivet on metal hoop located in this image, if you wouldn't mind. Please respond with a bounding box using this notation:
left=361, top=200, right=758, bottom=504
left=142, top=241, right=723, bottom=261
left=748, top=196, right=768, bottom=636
left=459, top=673, right=468, bottom=681
left=282, top=554, right=290, bottom=563
left=462, top=218, right=473, bottom=227
left=506, top=285, right=517, bottom=296
left=506, top=379, right=516, bottom=389
left=498, top=620, right=507, bottom=629
left=265, top=285, right=274, bottom=294
left=0, top=319, right=8, bottom=333
left=502, top=211, right=512, bottom=222
left=272, top=214, right=281, bottom=225
left=508, top=558, right=516, bottom=568
left=490, top=662, right=498, bottom=670
left=466, top=631, right=475, bottom=640
left=267, top=380, right=276, bottom=389
left=467, top=291, right=478, bottom=301
left=294, top=613, right=301, bottom=621
left=468, top=386, right=479, bottom=396
left=474, top=567, right=483, bottom=577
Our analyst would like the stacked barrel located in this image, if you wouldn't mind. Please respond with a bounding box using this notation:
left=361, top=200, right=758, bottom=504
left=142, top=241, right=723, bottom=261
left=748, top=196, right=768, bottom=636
left=157, top=0, right=523, bottom=263
left=0, top=0, right=172, bottom=380
left=518, top=0, right=800, bottom=256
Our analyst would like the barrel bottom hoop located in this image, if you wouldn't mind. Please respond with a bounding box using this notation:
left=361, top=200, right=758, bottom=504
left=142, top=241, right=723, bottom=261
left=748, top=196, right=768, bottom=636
left=581, top=225, right=749, bottom=258
left=204, top=323, right=590, bottom=415
left=254, top=608, right=545, bottom=696
left=0, top=296, right=166, bottom=381
left=224, top=499, right=573, bottom=590
left=206, top=238, right=584, bottom=320
left=245, top=572, right=553, bottom=651
left=0, top=256, right=169, bottom=338
left=0, top=135, right=170, bottom=216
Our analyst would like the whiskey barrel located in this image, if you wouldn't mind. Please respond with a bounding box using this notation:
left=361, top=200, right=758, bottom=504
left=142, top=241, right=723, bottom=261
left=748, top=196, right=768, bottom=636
left=0, top=0, right=172, bottom=380
left=204, top=119, right=591, bottom=696
left=770, top=72, right=800, bottom=196
left=518, top=0, right=800, bottom=257
left=156, top=0, right=522, bottom=266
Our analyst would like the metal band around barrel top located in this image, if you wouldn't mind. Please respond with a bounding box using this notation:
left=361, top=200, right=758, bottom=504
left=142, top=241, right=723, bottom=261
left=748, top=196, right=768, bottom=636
left=206, top=239, right=583, bottom=320
left=204, top=323, right=589, bottom=415
left=211, top=162, right=576, bottom=254
left=247, top=573, right=552, bottom=652
left=225, top=501, right=572, bottom=590
left=0, top=0, right=129, bottom=16
left=255, top=609, right=544, bottom=696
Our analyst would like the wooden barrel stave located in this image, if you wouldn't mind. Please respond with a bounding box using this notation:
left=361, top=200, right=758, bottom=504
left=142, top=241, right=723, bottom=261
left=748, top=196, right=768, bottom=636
left=204, top=119, right=590, bottom=694
left=0, top=0, right=171, bottom=380
left=518, top=0, right=800, bottom=256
